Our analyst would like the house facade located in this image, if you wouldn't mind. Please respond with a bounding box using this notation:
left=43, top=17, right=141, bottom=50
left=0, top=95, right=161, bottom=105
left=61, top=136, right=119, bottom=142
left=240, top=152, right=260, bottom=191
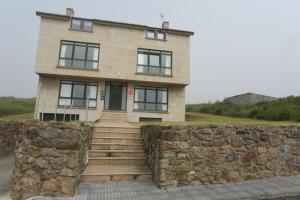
left=34, top=9, right=193, bottom=122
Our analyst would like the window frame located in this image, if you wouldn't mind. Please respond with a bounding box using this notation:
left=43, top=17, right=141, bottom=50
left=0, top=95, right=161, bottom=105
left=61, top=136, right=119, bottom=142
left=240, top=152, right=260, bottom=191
left=58, top=80, right=98, bottom=108
left=58, top=40, right=100, bottom=70
left=136, top=48, right=172, bottom=76
left=70, top=18, right=93, bottom=32
left=146, top=29, right=166, bottom=40
left=133, top=86, right=168, bottom=112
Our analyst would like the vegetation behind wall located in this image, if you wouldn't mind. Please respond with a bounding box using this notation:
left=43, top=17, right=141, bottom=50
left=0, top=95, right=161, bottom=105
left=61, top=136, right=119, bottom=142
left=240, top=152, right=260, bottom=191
left=186, top=96, right=300, bottom=122
left=0, top=97, right=35, bottom=117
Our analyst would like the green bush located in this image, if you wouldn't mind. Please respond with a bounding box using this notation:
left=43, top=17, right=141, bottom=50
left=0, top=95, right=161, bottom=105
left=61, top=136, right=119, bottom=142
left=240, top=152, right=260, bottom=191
left=187, top=96, right=300, bottom=122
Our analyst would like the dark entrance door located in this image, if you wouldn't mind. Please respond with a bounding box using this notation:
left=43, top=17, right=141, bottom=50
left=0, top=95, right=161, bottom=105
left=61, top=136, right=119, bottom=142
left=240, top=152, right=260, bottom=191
left=109, top=84, right=123, bottom=110
left=104, top=82, right=127, bottom=111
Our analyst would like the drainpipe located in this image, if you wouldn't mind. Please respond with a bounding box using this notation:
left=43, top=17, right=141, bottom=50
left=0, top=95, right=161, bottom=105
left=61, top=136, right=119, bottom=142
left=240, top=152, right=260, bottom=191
left=35, top=79, right=42, bottom=120
left=41, top=89, right=46, bottom=122
left=70, top=103, right=73, bottom=122
left=63, top=102, right=66, bottom=122
left=54, top=106, right=57, bottom=121
left=85, top=97, right=90, bottom=122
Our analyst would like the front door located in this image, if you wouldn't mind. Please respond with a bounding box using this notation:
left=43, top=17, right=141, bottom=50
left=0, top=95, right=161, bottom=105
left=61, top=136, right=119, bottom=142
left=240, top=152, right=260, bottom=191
left=104, top=82, right=127, bottom=111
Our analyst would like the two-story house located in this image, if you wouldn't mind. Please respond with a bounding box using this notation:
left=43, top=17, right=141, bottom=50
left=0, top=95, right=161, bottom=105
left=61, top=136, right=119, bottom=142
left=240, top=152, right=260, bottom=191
left=34, top=8, right=193, bottom=122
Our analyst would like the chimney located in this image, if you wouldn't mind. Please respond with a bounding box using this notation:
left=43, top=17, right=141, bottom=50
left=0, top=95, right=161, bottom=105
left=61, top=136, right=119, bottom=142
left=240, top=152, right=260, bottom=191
left=66, top=8, right=74, bottom=17
left=162, top=21, right=169, bottom=29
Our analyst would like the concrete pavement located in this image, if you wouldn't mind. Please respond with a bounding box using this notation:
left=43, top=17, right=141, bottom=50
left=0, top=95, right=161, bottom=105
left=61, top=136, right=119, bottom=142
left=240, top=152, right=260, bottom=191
left=33, top=175, right=300, bottom=200
left=0, top=156, right=14, bottom=200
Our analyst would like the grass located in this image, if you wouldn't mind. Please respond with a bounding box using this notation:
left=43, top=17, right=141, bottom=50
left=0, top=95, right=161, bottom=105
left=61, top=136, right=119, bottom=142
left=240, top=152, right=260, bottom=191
left=185, top=112, right=299, bottom=125
left=136, top=112, right=300, bottom=126
left=1, top=111, right=299, bottom=126
left=0, top=112, right=34, bottom=120
left=0, top=96, right=299, bottom=126
left=0, top=97, right=35, bottom=117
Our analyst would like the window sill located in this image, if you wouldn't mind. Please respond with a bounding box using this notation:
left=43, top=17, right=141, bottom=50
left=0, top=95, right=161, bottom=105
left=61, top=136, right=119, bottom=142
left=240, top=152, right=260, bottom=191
left=68, top=28, right=93, bottom=33
left=57, top=106, right=97, bottom=110
left=57, top=66, right=99, bottom=71
left=135, top=72, right=172, bottom=78
left=145, top=37, right=167, bottom=42
left=133, top=109, right=169, bottom=114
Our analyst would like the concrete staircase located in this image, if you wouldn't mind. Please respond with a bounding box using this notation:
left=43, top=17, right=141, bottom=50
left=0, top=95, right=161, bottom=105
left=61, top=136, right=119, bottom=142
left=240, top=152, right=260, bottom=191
left=82, top=112, right=152, bottom=181
left=101, top=112, right=127, bottom=122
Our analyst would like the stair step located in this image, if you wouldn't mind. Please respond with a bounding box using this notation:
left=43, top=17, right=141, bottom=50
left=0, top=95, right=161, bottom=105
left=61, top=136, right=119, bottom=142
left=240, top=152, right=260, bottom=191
left=102, top=116, right=127, bottom=119
left=94, top=127, right=140, bottom=133
left=82, top=165, right=151, bottom=181
left=93, top=130, right=140, bottom=133
left=89, top=150, right=145, bottom=157
left=91, top=143, right=144, bottom=150
left=93, top=132, right=141, bottom=137
left=102, top=119, right=127, bottom=122
left=91, top=137, right=143, bottom=144
left=88, top=157, right=146, bottom=165
left=92, top=133, right=143, bottom=140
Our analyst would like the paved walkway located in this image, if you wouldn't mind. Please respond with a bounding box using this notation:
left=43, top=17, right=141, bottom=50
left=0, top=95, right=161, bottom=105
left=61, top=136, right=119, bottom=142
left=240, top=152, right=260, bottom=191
left=33, top=176, right=300, bottom=200
left=0, top=156, right=14, bottom=200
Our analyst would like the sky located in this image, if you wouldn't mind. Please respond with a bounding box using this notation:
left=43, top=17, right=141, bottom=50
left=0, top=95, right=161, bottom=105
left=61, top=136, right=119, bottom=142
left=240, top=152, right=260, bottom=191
left=0, top=0, right=299, bottom=103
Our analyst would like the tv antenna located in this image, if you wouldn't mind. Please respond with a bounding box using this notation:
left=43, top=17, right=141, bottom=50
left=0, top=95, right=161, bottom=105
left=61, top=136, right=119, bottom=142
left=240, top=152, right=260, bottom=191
left=159, top=13, right=165, bottom=22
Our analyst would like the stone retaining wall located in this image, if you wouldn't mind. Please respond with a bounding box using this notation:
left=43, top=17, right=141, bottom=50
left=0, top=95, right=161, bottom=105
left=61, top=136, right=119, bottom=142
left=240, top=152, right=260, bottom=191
left=10, top=122, right=93, bottom=200
left=0, top=121, right=24, bottom=157
left=141, top=125, right=300, bottom=188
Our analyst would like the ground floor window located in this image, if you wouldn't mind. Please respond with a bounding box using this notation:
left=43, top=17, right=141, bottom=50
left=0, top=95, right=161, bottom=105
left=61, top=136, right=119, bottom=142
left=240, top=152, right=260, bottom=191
left=134, top=86, right=168, bottom=112
left=39, top=113, right=79, bottom=121
left=139, top=117, right=162, bottom=122
left=58, top=81, right=98, bottom=108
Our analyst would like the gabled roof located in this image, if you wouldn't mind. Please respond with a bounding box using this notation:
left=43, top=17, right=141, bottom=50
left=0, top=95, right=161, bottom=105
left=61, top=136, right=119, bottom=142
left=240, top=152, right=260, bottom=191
left=36, top=11, right=194, bottom=36
left=226, top=92, right=277, bottom=99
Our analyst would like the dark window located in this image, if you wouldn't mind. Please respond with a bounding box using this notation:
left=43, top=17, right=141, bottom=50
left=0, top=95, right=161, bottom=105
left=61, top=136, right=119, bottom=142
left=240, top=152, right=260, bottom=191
left=139, top=117, right=162, bottom=122
left=59, top=41, right=99, bottom=70
left=146, top=30, right=155, bottom=38
left=39, top=113, right=79, bottom=122
left=146, top=29, right=166, bottom=40
left=137, top=49, right=172, bottom=76
left=134, top=86, right=168, bottom=112
left=58, top=81, right=98, bottom=108
left=71, top=19, right=93, bottom=32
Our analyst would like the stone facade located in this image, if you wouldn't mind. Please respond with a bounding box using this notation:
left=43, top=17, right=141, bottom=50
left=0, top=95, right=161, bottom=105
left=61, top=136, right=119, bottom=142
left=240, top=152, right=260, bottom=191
left=34, top=11, right=192, bottom=122
left=0, top=121, right=24, bottom=157
left=10, top=122, right=92, bottom=200
left=37, top=77, right=186, bottom=122
left=141, top=125, right=300, bottom=188
left=35, top=15, right=191, bottom=85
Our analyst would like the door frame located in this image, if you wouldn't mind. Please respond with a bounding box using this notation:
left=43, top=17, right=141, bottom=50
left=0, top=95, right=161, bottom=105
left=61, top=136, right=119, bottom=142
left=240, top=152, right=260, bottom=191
left=103, top=81, right=128, bottom=111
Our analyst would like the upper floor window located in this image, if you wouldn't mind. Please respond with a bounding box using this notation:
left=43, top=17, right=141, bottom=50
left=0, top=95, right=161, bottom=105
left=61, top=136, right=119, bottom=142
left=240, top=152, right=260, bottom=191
left=146, top=29, right=166, bottom=40
left=71, top=19, right=93, bottom=32
left=134, top=86, right=168, bottom=112
left=58, top=81, right=98, bottom=108
left=137, top=49, right=172, bottom=76
left=59, top=41, right=100, bottom=70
